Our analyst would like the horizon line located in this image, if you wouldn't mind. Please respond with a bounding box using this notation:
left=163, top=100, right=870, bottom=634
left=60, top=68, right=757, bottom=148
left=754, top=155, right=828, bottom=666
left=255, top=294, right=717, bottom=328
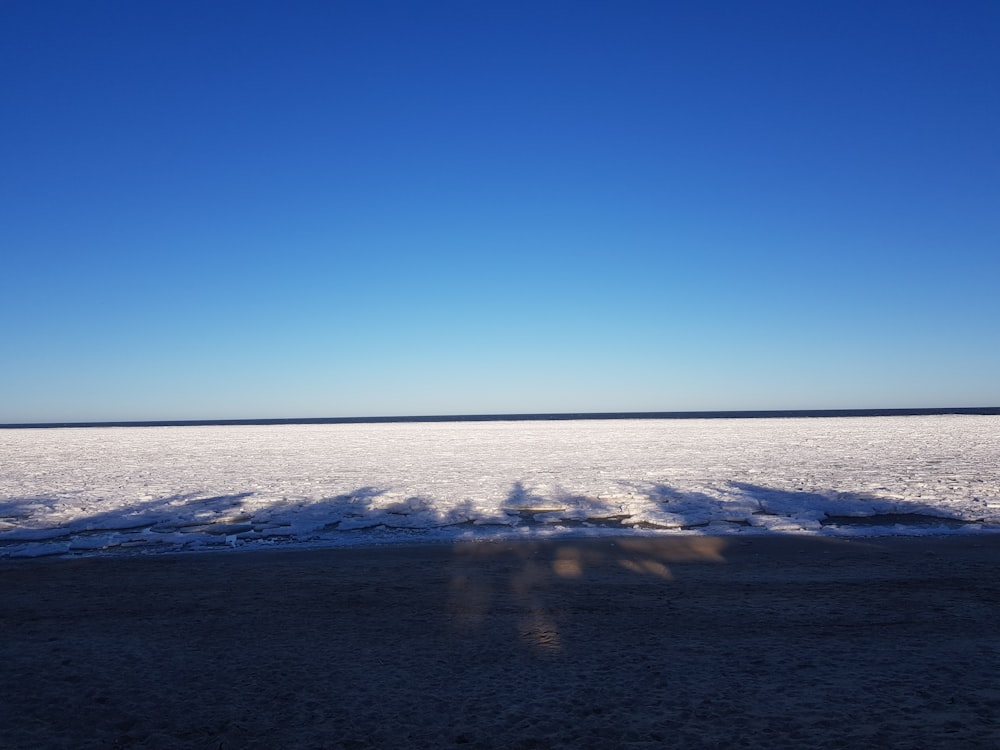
left=2, top=406, right=999, bottom=429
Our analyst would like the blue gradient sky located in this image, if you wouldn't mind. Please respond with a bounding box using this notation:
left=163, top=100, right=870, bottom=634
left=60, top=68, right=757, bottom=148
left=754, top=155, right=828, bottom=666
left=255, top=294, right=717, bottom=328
left=3, top=1, right=998, bottom=422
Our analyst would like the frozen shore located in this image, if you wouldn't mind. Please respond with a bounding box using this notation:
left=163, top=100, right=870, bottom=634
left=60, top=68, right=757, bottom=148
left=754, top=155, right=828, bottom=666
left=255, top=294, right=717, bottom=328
left=1, top=415, right=998, bottom=558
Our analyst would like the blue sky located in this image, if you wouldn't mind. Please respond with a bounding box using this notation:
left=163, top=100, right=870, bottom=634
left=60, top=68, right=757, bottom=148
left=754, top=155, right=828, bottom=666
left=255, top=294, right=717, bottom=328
left=2, top=0, right=998, bottom=422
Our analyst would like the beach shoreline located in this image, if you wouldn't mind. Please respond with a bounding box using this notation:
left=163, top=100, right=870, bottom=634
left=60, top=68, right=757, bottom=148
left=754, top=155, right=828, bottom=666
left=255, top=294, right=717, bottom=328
left=3, top=535, right=999, bottom=748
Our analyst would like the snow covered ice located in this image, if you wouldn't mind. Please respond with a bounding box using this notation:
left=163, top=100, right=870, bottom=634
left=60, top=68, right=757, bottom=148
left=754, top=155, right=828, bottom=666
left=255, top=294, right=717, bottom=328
left=1, top=415, right=998, bottom=558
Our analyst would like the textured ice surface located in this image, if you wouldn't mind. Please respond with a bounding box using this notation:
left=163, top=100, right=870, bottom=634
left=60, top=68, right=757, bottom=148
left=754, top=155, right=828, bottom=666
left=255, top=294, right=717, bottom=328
left=1, top=415, right=998, bottom=557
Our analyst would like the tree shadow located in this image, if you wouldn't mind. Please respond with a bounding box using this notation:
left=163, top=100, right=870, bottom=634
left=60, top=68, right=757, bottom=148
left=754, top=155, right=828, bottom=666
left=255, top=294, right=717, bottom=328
left=2, top=475, right=988, bottom=559
left=0, top=487, right=391, bottom=556
left=1, top=491, right=257, bottom=539
left=728, top=481, right=981, bottom=530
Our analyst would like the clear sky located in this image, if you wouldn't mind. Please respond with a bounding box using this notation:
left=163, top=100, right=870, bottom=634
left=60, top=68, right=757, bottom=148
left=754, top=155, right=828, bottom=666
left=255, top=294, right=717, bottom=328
left=2, top=0, right=998, bottom=422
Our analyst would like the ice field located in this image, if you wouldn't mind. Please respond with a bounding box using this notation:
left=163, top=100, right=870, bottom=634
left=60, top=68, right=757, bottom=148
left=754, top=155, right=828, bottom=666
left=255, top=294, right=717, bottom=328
left=1, top=415, right=998, bottom=558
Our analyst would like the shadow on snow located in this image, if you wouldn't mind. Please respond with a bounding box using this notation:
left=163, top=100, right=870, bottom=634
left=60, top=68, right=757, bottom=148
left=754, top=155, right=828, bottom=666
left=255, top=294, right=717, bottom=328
left=0, top=477, right=988, bottom=558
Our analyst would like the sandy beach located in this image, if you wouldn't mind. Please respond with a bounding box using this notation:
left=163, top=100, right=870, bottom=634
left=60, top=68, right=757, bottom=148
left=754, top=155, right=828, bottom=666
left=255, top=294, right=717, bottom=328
left=2, top=536, right=999, bottom=749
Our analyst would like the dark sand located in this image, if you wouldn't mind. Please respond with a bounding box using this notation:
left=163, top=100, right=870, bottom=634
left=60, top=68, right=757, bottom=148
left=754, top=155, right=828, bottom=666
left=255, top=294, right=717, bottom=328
left=2, top=536, right=999, bottom=749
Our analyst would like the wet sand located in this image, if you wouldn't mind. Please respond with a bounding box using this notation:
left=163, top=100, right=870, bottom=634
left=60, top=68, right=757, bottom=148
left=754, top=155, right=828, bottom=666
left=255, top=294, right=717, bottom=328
left=2, top=535, right=999, bottom=749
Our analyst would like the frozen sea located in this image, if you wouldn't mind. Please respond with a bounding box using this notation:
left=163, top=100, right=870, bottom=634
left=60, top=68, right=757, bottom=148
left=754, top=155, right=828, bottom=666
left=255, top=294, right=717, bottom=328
left=1, top=414, right=998, bottom=558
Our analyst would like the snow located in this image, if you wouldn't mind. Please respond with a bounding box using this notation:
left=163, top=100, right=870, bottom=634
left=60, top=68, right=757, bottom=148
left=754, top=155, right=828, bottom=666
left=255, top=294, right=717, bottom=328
left=0, top=415, right=998, bottom=558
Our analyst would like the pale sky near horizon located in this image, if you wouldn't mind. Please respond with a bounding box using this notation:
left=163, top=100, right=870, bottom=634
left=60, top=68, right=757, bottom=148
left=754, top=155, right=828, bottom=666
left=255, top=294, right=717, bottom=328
left=2, top=0, right=998, bottom=423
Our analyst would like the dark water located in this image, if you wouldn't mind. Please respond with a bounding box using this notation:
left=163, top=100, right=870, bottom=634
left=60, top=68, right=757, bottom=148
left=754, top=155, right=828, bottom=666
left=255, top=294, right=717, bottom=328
left=2, top=407, right=998, bottom=429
